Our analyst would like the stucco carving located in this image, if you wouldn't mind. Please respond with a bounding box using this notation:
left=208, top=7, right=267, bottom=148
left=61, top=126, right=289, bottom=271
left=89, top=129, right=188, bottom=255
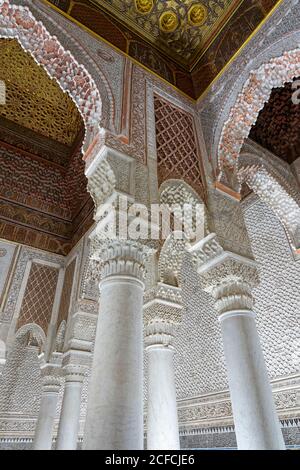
left=238, top=152, right=300, bottom=251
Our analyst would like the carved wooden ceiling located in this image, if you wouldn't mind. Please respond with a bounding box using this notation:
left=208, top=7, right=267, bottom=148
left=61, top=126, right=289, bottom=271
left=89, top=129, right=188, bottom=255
left=47, top=0, right=282, bottom=99
left=250, top=79, right=300, bottom=165
left=0, top=39, right=94, bottom=255
left=0, top=39, right=82, bottom=148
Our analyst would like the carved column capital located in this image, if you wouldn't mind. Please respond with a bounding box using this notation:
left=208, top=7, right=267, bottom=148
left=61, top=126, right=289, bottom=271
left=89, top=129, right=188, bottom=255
left=61, top=349, right=91, bottom=384
left=67, top=306, right=98, bottom=353
left=144, top=283, right=182, bottom=348
left=90, top=236, right=153, bottom=284
left=40, top=353, right=63, bottom=393
left=191, top=234, right=259, bottom=316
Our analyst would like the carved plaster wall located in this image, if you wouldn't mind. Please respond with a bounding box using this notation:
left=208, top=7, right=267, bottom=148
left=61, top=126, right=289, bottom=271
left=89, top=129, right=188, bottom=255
left=0, top=0, right=299, bottom=449
left=0, top=232, right=93, bottom=439
left=172, top=196, right=300, bottom=433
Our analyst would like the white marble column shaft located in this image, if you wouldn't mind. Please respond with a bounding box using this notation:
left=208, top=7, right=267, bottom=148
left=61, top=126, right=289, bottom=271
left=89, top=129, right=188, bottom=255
left=83, top=274, right=145, bottom=450
left=220, top=310, right=285, bottom=450
left=193, top=242, right=285, bottom=450
left=33, top=380, right=60, bottom=450
left=56, top=378, right=83, bottom=450
left=147, top=345, right=180, bottom=450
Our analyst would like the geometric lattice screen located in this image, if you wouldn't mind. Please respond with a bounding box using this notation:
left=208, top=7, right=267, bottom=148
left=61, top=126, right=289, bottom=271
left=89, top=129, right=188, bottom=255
left=56, top=258, right=76, bottom=330
left=17, top=262, right=59, bottom=334
left=154, top=95, right=205, bottom=199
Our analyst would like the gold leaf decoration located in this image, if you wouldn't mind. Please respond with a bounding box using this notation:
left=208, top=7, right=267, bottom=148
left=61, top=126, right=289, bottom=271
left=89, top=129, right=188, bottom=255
left=188, top=4, right=208, bottom=26
left=135, top=0, right=154, bottom=14
left=159, top=11, right=178, bottom=33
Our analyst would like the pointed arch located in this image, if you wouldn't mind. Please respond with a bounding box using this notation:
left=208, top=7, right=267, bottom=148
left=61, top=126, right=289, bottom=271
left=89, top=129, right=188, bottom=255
left=0, top=1, right=102, bottom=149
left=217, top=47, right=300, bottom=188
left=238, top=152, right=300, bottom=251
left=15, top=323, right=46, bottom=351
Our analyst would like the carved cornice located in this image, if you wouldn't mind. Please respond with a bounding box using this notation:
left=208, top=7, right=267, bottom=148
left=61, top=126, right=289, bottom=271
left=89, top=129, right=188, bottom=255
left=144, top=283, right=182, bottom=306
left=190, top=233, right=224, bottom=267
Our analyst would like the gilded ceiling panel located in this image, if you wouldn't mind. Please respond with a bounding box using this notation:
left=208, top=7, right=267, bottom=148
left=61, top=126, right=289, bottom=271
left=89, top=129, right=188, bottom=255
left=48, top=0, right=282, bottom=99
left=91, top=0, right=241, bottom=68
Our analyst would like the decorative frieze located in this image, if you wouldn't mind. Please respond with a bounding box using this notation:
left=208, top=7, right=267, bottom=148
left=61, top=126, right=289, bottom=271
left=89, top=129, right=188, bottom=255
left=178, top=401, right=232, bottom=424
left=176, top=376, right=300, bottom=429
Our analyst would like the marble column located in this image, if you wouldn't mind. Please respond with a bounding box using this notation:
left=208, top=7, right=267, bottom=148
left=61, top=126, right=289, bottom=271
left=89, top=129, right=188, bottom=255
left=193, top=239, right=285, bottom=450
left=83, top=240, right=149, bottom=450
left=56, top=352, right=88, bottom=450
left=33, top=359, right=62, bottom=450
left=219, top=309, right=285, bottom=450
left=144, top=284, right=182, bottom=450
